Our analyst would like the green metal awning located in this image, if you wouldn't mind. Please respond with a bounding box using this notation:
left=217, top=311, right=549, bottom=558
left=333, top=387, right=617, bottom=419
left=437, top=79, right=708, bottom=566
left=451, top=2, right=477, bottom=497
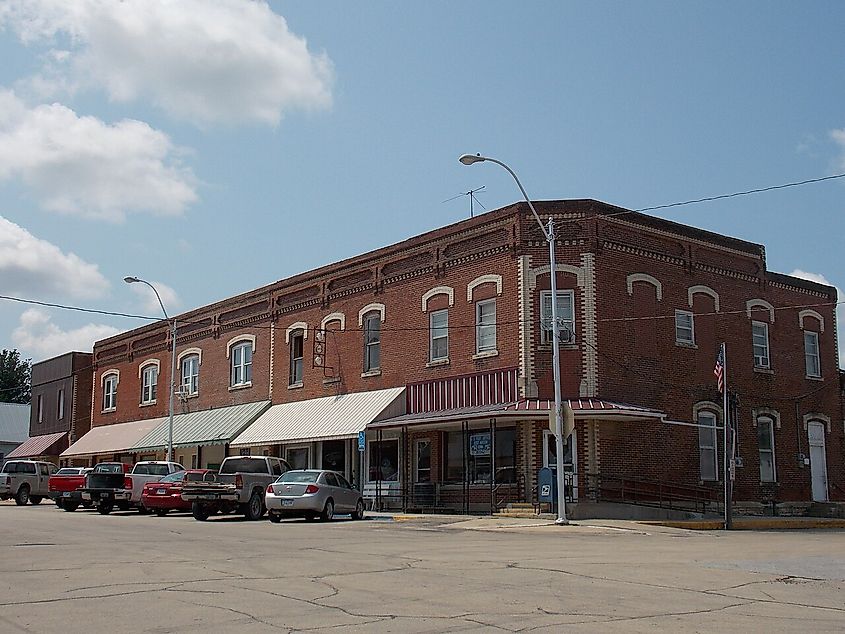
left=131, top=401, right=271, bottom=452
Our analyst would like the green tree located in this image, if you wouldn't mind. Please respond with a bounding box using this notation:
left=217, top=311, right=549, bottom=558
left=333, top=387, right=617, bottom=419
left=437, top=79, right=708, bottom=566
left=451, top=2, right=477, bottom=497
left=0, top=349, right=31, bottom=404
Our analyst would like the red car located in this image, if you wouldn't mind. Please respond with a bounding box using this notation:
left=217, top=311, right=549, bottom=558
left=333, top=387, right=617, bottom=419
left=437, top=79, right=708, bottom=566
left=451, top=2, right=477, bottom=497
left=141, top=469, right=215, bottom=516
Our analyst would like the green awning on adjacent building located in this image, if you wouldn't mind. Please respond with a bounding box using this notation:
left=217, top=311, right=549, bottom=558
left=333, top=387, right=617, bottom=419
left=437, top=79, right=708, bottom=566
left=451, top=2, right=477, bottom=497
left=131, top=401, right=271, bottom=452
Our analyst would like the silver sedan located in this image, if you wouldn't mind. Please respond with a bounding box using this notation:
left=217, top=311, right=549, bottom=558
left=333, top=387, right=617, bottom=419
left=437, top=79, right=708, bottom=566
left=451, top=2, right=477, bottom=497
left=265, top=470, right=365, bottom=523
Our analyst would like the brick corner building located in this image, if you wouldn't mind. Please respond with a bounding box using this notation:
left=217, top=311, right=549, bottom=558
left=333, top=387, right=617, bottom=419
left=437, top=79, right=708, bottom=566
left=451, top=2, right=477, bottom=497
left=65, top=200, right=843, bottom=516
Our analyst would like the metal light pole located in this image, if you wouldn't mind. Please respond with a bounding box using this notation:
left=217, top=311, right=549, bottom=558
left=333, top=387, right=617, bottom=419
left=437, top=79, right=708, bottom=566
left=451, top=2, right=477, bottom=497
left=124, top=276, right=176, bottom=463
left=459, top=153, right=569, bottom=525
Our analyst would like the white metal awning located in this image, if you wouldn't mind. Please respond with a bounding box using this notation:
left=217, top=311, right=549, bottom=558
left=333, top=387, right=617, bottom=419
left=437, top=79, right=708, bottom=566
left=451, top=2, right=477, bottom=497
left=61, top=419, right=160, bottom=457
left=230, top=387, right=405, bottom=447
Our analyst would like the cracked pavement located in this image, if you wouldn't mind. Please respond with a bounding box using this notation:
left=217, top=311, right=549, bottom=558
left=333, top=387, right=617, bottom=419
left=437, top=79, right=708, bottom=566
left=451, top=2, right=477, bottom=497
left=1, top=502, right=844, bottom=632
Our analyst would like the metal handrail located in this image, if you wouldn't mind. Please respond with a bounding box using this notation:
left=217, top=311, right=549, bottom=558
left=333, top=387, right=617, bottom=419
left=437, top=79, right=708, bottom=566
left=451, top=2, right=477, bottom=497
left=586, top=472, right=717, bottom=514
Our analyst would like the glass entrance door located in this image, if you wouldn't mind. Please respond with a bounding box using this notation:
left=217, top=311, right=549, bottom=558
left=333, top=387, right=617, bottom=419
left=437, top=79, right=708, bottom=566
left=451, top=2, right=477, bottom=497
left=543, top=430, right=576, bottom=499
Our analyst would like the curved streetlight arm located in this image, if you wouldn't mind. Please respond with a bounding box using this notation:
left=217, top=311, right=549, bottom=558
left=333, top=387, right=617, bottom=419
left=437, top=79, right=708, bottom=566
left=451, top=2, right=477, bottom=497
left=125, top=276, right=169, bottom=320
left=458, top=154, right=549, bottom=240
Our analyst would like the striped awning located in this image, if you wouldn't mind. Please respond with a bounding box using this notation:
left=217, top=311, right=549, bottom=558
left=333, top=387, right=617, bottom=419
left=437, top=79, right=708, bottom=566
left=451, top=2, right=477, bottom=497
left=231, top=388, right=405, bottom=447
left=61, top=419, right=160, bottom=458
left=5, top=431, right=67, bottom=459
left=369, top=398, right=665, bottom=428
left=131, top=401, right=271, bottom=451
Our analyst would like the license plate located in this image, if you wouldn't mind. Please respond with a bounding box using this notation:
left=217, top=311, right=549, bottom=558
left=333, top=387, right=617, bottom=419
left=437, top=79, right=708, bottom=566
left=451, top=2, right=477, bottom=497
left=282, top=499, right=294, bottom=507
left=196, top=495, right=216, bottom=500
left=100, top=493, right=110, bottom=499
left=157, top=489, right=166, bottom=495
left=63, top=492, right=71, bottom=497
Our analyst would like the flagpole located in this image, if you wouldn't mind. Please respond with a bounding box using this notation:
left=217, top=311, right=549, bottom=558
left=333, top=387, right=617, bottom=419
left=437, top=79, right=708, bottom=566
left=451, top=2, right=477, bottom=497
left=722, top=342, right=733, bottom=530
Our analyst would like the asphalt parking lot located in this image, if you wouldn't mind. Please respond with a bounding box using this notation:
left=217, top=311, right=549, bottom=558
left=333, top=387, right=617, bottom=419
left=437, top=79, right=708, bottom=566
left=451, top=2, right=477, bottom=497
left=1, top=501, right=844, bottom=633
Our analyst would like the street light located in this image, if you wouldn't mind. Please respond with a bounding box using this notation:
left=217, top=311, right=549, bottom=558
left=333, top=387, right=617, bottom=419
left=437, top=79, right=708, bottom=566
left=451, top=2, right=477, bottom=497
left=459, top=153, right=569, bottom=525
left=124, top=276, right=176, bottom=463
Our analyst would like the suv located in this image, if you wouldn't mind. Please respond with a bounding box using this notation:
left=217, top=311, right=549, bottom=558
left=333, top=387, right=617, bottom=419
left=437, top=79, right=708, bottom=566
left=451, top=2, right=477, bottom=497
left=0, top=460, right=58, bottom=505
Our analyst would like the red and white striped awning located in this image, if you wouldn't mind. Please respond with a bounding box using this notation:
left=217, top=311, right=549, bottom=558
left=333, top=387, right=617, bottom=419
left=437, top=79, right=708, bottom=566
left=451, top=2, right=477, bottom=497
left=369, top=398, right=665, bottom=429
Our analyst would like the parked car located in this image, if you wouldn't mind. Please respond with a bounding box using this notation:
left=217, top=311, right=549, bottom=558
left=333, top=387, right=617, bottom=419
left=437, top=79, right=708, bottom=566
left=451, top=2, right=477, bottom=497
left=0, top=460, right=57, bottom=505
left=265, top=470, right=365, bottom=523
left=82, top=461, right=184, bottom=515
left=181, top=456, right=290, bottom=521
left=141, top=469, right=215, bottom=516
left=48, top=467, right=94, bottom=511
left=80, top=462, right=133, bottom=514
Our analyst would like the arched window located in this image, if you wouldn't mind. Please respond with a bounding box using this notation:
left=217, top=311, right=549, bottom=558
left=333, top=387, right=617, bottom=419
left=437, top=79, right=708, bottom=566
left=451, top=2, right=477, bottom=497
left=756, top=415, right=776, bottom=482
left=363, top=311, right=381, bottom=372
left=289, top=329, right=304, bottom=385
left=180, top=354, right=200, bottom=395
left=101, top=370, right=119, bottom=412
left=140, top=363, right=158, bottom=404
left=230, top=341, right=253, bottom=387
left=695, top=407, right=719, bottom=481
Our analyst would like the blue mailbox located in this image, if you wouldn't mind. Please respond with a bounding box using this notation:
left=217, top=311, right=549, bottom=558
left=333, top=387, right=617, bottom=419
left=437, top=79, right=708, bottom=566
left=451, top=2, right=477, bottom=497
left=537, top=467, right=557, bottom=510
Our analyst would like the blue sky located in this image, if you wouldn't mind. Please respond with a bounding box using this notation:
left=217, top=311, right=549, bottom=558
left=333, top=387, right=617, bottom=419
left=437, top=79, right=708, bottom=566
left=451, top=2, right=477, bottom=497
left=0, top=1, right=843, bottom=364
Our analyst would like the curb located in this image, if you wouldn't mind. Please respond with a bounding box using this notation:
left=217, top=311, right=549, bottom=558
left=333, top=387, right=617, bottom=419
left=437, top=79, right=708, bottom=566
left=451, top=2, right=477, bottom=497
left=641, top=518, right=845, bottom=530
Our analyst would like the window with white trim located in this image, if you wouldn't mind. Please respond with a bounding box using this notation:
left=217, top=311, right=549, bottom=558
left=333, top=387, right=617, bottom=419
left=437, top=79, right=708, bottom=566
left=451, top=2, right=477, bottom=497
left=181, top=354, right=199, bottom=395
left=475, top=299, right=497, bottom=353
left=363, top=312, right=381, bottom=372
left=804, top=331, right=821, bottom=378
left=752, top=321, right=770, bottom=368
left=141, top=365, right=158, bottom=404
left=674, top=310, right=694, bottom=344
left=230, top=342, right=253, bottom=387
left=429, top=309, right=449, bottom=362
left=103, top=374, right=117, bottom=411
left=57, top=388, right=64, bottom=420
left=540, top=290, right=575, bottom=344
left=698, top=411, right=718, bottom=481
left=37, top=394, right=43, bottom=424
left=757, top=416, right=776, bottom=482
left=289, top=330, right=304, bottom=385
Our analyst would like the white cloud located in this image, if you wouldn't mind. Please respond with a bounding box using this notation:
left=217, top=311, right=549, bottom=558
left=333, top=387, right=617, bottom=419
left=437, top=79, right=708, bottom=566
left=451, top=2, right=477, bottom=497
left=12, top=308, right=121, bottom=362
left=831, top=129, right=845, bottom=171
left=0, top=215, right=109, bottom=299
left=1, top=0, right=333, bottom=126
left=0, top=90, right=197, bottom=221
left=128, top=280, right=181, bottom=316
left=788, top=269, right=843, bottom=367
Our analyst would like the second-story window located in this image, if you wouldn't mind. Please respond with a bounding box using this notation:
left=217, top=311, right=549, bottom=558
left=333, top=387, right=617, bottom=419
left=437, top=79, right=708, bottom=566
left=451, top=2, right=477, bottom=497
left=804, top=331, right=821, bottom=378
left=363, top=312, right=381, bottom=372
left=181, top=354, right=199, bottom=395
left=231, top=342, right=253, bottom=387
left=429, top=309, right=449, bottom=362
left=475, top=299, right=497, bottom=354
left=675, top=310, right=694, bottom=345
left=103, top=374, right=117, bottom=411
left=289, top=330, right=304, bottom=385
left=752, top=321, right=770, bottom=368
left=37, top=394, right=43, bottom=424
left=540, top=290, right=575, bottom=344
left=141, top=365, right=158, bottom=404
left=57, top=388, right=64, bottom=420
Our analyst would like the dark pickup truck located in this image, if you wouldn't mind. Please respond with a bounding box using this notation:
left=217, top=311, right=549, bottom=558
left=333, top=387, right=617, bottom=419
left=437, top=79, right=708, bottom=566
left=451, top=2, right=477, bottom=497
left=79, top=463, right=132, bottom=514
left=181, top=456, right=290, bottom=521
left=48, top=467, right=94, bottom=511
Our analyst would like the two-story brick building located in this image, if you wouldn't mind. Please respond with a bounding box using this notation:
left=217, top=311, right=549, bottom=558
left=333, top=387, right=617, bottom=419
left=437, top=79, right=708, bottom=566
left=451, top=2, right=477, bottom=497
left=62, top=199, right=843, bottom=515
left=9, top=352, right=93, bottom=464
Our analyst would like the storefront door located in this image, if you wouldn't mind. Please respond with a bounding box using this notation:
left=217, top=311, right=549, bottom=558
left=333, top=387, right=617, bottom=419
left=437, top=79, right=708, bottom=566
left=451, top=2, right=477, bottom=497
left=543, top=430, right=577, bottom=498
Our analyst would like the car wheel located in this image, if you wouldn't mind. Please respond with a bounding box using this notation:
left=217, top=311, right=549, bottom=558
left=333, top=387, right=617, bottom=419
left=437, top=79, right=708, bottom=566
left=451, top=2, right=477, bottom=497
left=63, top=502, right=79, bottom=512
left=82, top=501, right=94, bottom=509
left=305, top=513, right=317, bottom=522
left=268, top=512, right=281, bottom=524
left=320, top=499, right=334, bottom=522
left=245, top=492, right=264, bottom=521
left=192, top=502, right=210, bottom=521
left=15, top=485, right=30, bottom=506
left=30, top=495, right=43, bottom=505
left=97, top=502, right=114, bottom=515
left=351, top=499, right=365, bottom=520
left=137, top=504, right=149, bottom=515
left=55, top=498, right=64, bottom=509
left=155, top=509, right=168, bottom=517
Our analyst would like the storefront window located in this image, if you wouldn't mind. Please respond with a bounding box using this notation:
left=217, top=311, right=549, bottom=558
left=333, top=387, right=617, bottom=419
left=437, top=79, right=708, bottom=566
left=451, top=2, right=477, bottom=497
left=444, top=428, right=516, bottom=484
left=322, top=439, right=346, bottom=474
left=369, top=439, right=399, bottom=481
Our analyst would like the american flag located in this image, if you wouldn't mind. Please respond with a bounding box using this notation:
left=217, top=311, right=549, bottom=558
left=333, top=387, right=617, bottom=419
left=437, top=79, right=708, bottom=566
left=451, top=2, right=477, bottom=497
left=714, top=348, right=724, bottom=393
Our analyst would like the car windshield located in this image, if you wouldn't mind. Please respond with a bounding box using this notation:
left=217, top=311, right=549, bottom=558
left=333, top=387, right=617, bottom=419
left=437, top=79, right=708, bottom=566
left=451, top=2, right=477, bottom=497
left=157, top=471, right=186, bottom=483
left=133, top=464, right=171, bottom=476
left=185, top=471, right=215, bottom=482
left=55, top=468, right=80, bottom=475
left=277, top=470, right=320, bottom=483
left=220, top=458, right=267, bottom=474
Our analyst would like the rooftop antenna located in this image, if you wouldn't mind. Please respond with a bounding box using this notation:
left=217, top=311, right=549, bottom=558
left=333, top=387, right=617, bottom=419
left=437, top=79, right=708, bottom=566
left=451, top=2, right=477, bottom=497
left=442, top=185, right=487, bottom=218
